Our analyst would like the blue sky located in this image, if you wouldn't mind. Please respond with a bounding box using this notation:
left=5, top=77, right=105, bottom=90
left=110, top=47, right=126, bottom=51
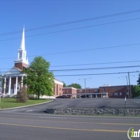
left=0, top=0, right=140, bottom=88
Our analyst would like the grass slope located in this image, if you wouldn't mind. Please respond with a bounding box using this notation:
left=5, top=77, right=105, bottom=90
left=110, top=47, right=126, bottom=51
left=0, top=98, right=50, bottom=109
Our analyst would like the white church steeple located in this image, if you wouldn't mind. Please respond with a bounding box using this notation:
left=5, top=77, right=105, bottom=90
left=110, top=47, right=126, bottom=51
left=14, top=28, right=29, bottom=69
left=20, top=27, right=25, bottom=50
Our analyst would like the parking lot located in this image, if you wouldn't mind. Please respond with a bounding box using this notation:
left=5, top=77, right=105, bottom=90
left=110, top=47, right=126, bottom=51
left=1, top=98, right=139, bottom=114
left=48, top=98, right=140, bottom=109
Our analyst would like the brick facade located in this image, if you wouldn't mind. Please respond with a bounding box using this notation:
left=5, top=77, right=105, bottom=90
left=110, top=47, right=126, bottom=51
left=54, top=79, right=63, bottom=97
left=63, top=87, right=77, bottom=98
left=99, top=85, right=134, bottom=98
left=14, top=63, right=28, bottom=70
left=62, top=85, right=134, bottom=98
left=54, top=83, right=63, bottom=96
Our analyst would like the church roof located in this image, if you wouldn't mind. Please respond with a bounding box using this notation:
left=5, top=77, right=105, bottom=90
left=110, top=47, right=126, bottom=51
left=4, top=67, right=25, bottom=77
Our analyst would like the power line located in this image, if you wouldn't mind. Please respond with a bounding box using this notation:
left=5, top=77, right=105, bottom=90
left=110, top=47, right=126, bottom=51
left=49, top=65, right=140, bottom=72
left=1, top=71, right=138, bottom=76
left=1, top=60, right=140, bottom=70
left=54, top=71, right=138, bottom=77
left=1, top=65, right=140, bottom=73
left=50, top=60, right=140, bottom=67
left=1, top=9, right=140, bottom=37
left=0, top=42, right=140, bottom=61
left=1, top=17, right=140, bottom=42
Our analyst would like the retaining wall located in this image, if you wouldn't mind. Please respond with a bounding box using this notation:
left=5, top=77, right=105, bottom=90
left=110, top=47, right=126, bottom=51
left=45, top=108, right=140, bottom=116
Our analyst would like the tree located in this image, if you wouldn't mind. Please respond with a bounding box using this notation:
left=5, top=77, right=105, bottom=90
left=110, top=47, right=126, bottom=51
left=23, top=56, right=54, bottom=99
left=0, top=72, right=3, bottom=93
left=133, top=85, right=140, bottom=97
left=62, top=82, right=66, bottom=87
left=137, top=74, right=140, bottom=86
left=67, top=83, right=81, bottom=89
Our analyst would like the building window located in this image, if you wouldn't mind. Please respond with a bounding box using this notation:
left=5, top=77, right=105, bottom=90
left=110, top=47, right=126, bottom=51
left=112, top=87, right=118, bottom=90
left=114, top=92, right=118, bottom=96
left=103, top=87, right=106, bottom=92
left=94, top=89, right=98, bottom=93
left=79, top=89, right=82, bottom=93
left=120, top=92, right=122, bottom=96
left=87, top=89, right=90, bottom=92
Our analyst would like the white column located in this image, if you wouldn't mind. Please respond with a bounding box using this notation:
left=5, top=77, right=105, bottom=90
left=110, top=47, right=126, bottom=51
left=4, top=77, right=6, bottom=94
left=8, top=77, right=11, bottom=95
left=96, top=94, right=97, bottom=98
left=21, top=76, right=23, bottom=87
left=15, top=77, right=18, bottom=95
left=25, top=75, right=27, bottom=88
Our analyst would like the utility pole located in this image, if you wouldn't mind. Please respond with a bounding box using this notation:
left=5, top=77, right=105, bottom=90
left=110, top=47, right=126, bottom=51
left=79, top=78, right=91, bottom=97
left=0, top=71, right=2, bottom=109
left=126, top=76, right=129, bottom=98
left=128, top=72, right=133, bottom=99
left=118, top=76, right=128, bottom=107
left=118, top=75, right=129, bottom=97
left=128, top=72, right=130, bottom=99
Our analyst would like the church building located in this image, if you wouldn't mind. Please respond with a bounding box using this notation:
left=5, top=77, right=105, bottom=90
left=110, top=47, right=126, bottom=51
left=3, top=28, right=63, bottom=98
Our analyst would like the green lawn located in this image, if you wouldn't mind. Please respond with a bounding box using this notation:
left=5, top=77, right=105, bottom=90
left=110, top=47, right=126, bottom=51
left=0, top=98, right=51, bottom=109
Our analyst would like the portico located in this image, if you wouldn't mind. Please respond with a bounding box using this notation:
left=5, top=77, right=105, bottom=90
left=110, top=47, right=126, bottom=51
left=3, top=69, right=26, bottom=96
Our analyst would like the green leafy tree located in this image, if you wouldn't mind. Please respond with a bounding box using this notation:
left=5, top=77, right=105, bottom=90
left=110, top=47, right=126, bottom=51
left=67, top=83, right=81, bottom=89
left=63, top=82, right=66, bottom=87
left=137, top=74, right=140, bottom=86
left=0, top=72, right=3, bottom=92
left=23, top=56, right=54, bottom=99
left=133, top=85, right=140, bottom=97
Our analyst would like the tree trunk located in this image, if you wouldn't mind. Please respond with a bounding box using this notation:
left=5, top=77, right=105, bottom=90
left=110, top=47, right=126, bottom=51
left=37, top=93, right=40, bottom=99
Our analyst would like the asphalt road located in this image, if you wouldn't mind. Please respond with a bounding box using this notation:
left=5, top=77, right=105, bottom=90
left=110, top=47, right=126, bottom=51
left=0, top=98, right=139, bottom=140
left=1, top=98, right=140, bottom=114
left=0, top=112, right=139, bottom=140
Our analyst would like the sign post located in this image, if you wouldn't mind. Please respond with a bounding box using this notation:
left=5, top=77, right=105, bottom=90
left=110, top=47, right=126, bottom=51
left=125, top=96, right=126, bottom=108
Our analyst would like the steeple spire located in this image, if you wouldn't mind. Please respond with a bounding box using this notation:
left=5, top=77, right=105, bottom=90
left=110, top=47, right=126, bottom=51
left=14, top=27, right=28, bottom=69
left=20, top=28, right=25, bottom=50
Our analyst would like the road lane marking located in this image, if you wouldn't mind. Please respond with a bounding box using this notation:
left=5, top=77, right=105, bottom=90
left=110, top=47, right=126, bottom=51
left=0, top=116, right=98, bottom=124
left=0, top=122, right=126, bottom=133
left=93, top=129, right=126, bottom=133
left=26, top=110, right=33, bottom=112
left=101, top=123, right=140, bottom=126
left=0, top=116, right=140, bottom=126
left=39, top=116, right=67, bottom=119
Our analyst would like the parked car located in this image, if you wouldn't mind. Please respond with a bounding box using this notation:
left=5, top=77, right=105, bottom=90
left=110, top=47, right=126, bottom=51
left=80, top=94, right=91, bottom=98
left=56, top=95, right=68, bottom=98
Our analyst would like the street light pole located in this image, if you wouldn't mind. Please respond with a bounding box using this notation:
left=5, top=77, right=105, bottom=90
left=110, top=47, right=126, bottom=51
left=79, top=78, right=91, bottom=98
left=84, top=79, right=86, bottom=94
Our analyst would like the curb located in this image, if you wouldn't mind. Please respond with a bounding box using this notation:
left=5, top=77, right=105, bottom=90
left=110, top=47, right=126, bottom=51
left=0, top=99, right=53, bottom=111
